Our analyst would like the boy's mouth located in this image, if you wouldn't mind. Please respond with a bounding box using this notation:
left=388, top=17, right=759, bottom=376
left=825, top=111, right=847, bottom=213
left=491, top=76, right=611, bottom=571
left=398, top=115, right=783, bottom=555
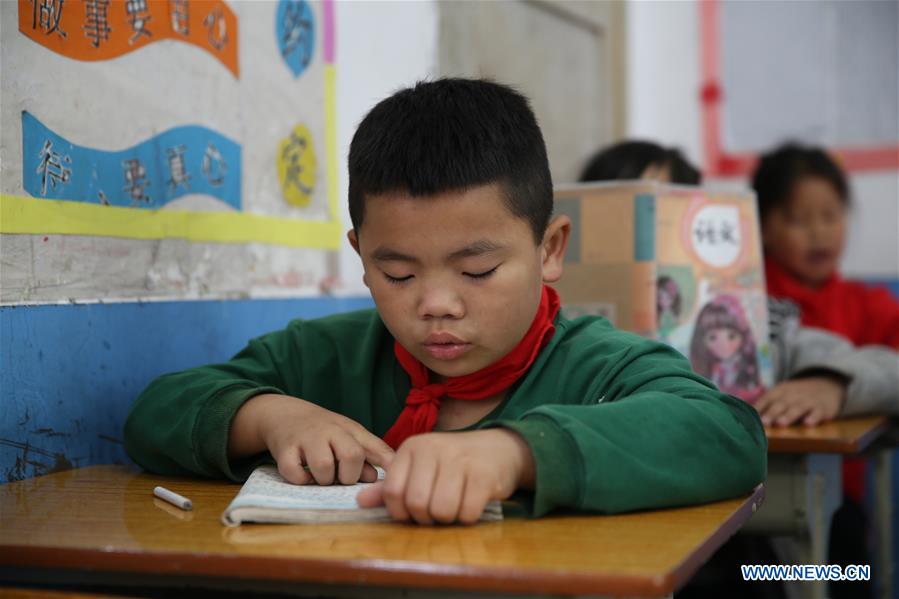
left=423, top=333, right=471, bottom=360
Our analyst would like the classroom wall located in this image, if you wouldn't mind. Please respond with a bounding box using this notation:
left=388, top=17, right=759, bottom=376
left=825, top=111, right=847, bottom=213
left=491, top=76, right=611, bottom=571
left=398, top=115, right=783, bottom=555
left=0, top=296, right=374, bottom=481
left=1, top=1, right=338, bottom=304
left=0, top=1, right=430, bottom=480
left=625, top=0, right=899, bottom=282
left=339, top=0, right=899, bottom=286
left=334, top=0, right=439, bottom=296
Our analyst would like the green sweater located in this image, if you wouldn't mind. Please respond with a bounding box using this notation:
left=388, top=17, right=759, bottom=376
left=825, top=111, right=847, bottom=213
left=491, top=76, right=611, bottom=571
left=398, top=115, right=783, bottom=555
left=124, top=310, right=766, bottom=516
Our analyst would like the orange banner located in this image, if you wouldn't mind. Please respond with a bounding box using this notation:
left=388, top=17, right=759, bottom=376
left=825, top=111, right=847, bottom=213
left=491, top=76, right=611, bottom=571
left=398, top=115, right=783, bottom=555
left=18, top=0, right=238, bottom=77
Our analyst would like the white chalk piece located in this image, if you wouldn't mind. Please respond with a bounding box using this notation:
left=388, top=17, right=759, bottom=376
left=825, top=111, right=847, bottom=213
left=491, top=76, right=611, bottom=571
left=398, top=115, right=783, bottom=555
left=153, top=485, right=193, bottom=511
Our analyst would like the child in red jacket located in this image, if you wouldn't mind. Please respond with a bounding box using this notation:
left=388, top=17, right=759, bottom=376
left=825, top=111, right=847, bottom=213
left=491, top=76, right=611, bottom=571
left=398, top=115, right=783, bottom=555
left=754, top=143, right=899, bottom=349
left=752, top=143, right=897, bottom=599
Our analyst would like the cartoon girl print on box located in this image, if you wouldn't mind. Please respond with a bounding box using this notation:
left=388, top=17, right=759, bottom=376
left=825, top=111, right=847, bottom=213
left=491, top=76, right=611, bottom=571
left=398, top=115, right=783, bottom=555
left=689, top=294, right=763, bottom=403
left=656, top=275, right=682, bottom=334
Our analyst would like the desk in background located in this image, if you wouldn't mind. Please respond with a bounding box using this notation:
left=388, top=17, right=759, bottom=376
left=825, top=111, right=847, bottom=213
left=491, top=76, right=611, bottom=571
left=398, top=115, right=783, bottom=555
left=747, top=415, right=894, bottom=599
left=0, top=466, right=764, bottom=598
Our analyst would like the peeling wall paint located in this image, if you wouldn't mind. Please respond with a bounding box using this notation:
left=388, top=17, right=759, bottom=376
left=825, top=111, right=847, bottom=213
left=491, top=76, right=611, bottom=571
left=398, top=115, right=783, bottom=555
left=1, top=234, right=331, bottom=305
left=0, top=296, right=373, bottom=482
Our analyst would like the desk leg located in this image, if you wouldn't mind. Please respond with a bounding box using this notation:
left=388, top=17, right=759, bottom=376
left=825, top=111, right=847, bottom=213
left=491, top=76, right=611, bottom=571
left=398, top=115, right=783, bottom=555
left=875, top=450, right=893, bottom=599
left=744, top=454, right=841, bottom=599
left=796, top=454, right=841, bottom=599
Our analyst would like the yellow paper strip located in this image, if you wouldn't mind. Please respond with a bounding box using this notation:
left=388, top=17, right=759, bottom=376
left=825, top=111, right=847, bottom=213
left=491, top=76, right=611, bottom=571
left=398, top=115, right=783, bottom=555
left=0, top=195, right=342, bottom=249
left=325, top=65, right=340, bottom=224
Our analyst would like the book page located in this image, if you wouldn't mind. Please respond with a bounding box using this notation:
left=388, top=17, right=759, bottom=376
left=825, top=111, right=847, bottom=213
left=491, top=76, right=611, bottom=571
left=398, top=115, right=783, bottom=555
left=222, top=465, right=503, bottom=526
left=230, top=465, right=382, bottom=511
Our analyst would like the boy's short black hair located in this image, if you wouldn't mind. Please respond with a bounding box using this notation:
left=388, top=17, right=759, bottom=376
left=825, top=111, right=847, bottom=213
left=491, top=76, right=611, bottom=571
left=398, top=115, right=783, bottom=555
left=348, top=78, right=553, bottom=243
left=579, top=140, right=702, bottom=185
left=752, top=143, right=849, bottom=222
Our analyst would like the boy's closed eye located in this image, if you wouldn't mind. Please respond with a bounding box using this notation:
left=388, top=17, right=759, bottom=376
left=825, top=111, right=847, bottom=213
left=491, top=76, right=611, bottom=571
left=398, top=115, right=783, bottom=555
left=464, top=265, right=500, bottom=280
left=383, top=272, right=414, bottom=284
left=381, top=265, right=501, bottom=285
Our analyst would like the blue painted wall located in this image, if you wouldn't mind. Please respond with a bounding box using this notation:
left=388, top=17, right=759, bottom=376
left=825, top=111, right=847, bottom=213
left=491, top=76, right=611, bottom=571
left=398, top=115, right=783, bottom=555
left=0, top=296, right=373, bottom=482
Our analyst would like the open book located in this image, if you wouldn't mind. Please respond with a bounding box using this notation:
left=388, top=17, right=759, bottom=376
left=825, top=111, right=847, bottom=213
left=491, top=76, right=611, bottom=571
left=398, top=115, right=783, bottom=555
left=222, top=465, right=503, bottom=526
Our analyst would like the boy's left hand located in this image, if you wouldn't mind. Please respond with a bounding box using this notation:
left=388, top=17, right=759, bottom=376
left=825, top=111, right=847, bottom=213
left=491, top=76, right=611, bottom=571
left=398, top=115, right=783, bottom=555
left=754, top=375, right=846, bottom=427
left=355, top=428, right=535, bottom=525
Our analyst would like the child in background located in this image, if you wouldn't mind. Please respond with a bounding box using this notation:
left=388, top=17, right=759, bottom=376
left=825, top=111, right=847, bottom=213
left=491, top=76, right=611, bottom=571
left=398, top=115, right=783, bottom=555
left=124, top=80, right=767, bottom=525
left=752, top=144, right=899, bottom=427
left=753, top=142, right=899, bottom=599
left=582, top=139, right=897, bottom=599
left=760, top=298, right=899, bottom=422
left=579, top=140, right=701, bottom=185
left=754, top=143, right=899, bottom=349
left=579, top=139, right=898, bottom=423
left=753, top=142, right=899, bottom=427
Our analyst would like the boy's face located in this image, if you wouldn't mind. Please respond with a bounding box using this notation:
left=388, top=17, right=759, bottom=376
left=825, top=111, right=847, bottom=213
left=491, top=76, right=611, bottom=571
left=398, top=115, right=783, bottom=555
left=762, top=176, right=847, bottom=288
left=349, top=183, right=569, bottom=380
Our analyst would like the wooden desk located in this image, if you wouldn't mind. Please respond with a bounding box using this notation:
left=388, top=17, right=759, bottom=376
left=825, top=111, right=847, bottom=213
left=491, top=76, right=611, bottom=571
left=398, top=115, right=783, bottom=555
left=0, top=466, right=764, bottom=598
left=766, top=415, right=892, bottom=454
left=748, top=416, right=894, bottom=599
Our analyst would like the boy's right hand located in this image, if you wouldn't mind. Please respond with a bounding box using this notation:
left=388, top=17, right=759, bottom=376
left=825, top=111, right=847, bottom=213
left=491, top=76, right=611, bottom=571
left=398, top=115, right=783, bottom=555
left=229, top=393, right=395, bottom=486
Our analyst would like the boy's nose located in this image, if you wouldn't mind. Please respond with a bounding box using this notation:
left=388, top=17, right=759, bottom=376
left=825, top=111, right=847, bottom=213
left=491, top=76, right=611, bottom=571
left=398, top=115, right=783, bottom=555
left=417, top=286, right=465, bottom=320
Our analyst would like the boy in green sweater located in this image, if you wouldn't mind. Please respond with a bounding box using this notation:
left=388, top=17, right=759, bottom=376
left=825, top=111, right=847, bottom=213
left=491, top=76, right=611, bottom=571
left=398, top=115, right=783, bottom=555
left=125, top=78, right=766, bottom=524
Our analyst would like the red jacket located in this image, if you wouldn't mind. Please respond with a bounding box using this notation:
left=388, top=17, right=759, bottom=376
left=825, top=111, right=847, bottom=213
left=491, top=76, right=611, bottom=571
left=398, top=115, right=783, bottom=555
left=765, top=258, right=899, bottom=503
left=765, top=258, right=899, bottom=349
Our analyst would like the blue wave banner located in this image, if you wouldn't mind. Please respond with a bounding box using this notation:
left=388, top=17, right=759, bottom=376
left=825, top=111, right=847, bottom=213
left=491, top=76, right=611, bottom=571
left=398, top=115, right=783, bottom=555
left=21, top=111, right=242, bottom=210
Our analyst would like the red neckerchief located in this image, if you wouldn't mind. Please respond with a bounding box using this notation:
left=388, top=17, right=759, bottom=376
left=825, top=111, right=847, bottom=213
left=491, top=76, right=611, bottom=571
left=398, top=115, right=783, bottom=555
left=383, top=285, right=560, bottom=449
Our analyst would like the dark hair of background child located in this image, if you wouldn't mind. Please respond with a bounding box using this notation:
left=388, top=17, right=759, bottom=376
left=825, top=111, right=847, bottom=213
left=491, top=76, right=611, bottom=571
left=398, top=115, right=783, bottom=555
left=347, top=78, right=553, bottom=243
left=579, top=140, right=702, bottom=185
left=751, top=142, right=849, bottom=222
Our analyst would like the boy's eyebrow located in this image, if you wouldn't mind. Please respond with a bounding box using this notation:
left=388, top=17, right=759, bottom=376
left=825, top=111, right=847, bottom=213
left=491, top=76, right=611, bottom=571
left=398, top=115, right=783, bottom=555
left=446, top=239, right=504, bottom=260
left=371, top=248, right=420, bottom=264
left=370, top=239, right=504, bottom=263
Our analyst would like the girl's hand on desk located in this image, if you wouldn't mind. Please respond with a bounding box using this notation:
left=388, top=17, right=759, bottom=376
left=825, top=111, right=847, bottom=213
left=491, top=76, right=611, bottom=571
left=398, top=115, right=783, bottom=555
left=355, top=428, right=535, bottom=525
left=754, top=376, right=846, bottom=427
left=230, top=393, right=395, bottom=486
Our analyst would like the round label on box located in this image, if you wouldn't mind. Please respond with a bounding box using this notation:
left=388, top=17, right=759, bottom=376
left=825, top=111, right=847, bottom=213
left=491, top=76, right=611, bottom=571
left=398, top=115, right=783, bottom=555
left=689, top=204, right=741, bottom=268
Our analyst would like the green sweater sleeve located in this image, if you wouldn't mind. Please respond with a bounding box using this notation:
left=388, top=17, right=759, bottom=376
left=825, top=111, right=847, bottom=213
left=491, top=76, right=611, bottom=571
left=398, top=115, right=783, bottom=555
left=125, top=310, right=398, bottom=482
left=492, top=320, right=768, bottom=516
left=124, top=328, right=295, bottom=481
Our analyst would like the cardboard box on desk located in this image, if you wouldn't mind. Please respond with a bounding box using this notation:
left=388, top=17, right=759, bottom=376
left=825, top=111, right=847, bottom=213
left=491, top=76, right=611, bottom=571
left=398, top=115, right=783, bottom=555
left=552, top=181, right=772, bottom=402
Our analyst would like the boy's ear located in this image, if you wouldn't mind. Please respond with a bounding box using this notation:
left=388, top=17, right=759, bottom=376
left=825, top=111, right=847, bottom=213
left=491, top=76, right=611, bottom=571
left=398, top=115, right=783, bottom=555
left=540, top=215, right=571, bottom=283
left=347, top=229, right=361, bottom=255
left=347, top=229, right=370, bottom=288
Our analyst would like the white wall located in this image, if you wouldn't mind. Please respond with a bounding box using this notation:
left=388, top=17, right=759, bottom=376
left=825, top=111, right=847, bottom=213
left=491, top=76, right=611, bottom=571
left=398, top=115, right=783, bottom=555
left=335, top=0, right=439, bottom=295
left=625, top=0, right=898, bottom=280
left=330, top=0, right=898, bottom=289
left=841, top=172, right=899, bottom=279
left=626, top=0, right=703, bottom=167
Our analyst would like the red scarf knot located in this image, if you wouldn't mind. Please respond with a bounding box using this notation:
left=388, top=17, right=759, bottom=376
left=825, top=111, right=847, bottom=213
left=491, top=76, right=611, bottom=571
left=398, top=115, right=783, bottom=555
left=407, top=386, right=444, bottom=408
left=383, top=285, right=560, bottom=450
